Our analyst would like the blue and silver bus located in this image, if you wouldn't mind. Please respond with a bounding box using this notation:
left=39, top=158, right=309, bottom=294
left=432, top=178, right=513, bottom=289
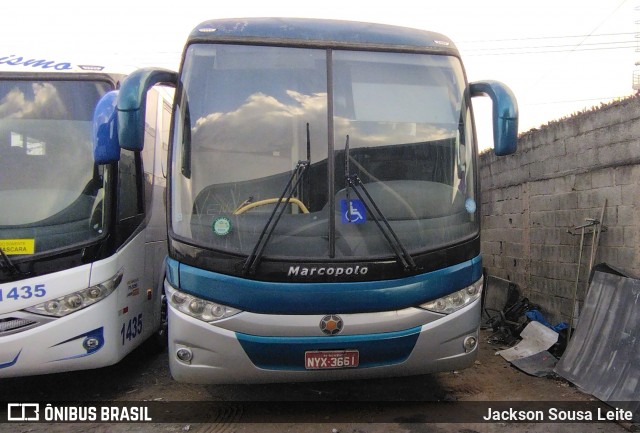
left=0, top=57, right=171, bottom=377
left=98, top=18, right=518, bottom=384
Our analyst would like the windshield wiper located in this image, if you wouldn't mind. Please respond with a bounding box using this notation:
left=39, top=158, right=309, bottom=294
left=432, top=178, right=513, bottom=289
left=301, top=123, right=311, bottom=204
left=344, top=136, right=418, bottom=271
left=0, top=247, right=22, bottom=276
left=242, top=160, right=309, bottom=275
left=243, top=128, right=312, bottom=276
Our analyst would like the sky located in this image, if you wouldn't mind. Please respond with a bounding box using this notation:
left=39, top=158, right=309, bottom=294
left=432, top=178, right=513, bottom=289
left=1, top=0, right=636, bottom=152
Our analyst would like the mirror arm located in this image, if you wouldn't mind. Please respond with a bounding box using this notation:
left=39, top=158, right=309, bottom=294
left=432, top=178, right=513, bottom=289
left=117, top=68, right=178, bottom=151
left=470, top=80, right=519, bottom=156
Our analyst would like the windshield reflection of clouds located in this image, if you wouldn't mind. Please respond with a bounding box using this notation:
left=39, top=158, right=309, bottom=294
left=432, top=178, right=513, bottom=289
left=192, top=91, right=325, bottom=152
left=191, top=91, right=454, bottom=152
left=0, top=83, right=68, bottom=119
left=0, top=83, right=95, bottom=226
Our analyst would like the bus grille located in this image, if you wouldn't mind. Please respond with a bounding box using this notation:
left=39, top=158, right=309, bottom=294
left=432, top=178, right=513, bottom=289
left=0, top=317, right=39, bottom=335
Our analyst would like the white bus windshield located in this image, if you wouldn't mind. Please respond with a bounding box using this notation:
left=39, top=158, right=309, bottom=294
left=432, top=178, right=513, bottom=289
left=0, top=79, right=111, bottom=256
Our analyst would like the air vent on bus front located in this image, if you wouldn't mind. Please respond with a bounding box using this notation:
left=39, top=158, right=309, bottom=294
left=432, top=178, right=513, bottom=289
left=0, top=314, right=53, bottom=336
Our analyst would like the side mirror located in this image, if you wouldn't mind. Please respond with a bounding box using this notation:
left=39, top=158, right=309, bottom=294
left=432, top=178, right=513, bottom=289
left=470, top=80, right=518, bottom=156
left=92, top=90, right=120, bottom=164
left=117, top=68, right=178, bottom=151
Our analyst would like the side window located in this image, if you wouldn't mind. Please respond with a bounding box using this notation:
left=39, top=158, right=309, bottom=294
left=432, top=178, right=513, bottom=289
left=142, top=90, right=158, bottom=216
left=116, top=88, right=166, bottom=233
left=143, top=90, right=158, bottom=176
left=117, top=148, right=144, bottom=221
left=160, top=99, right=171, bottom=177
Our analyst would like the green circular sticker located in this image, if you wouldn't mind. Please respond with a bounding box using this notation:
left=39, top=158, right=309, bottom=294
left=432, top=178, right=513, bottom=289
left=212, top=217, right=232, bottom=236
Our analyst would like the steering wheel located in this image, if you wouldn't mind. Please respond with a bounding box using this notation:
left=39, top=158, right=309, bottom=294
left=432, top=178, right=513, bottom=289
left=233, top=198, right=309, bottom=215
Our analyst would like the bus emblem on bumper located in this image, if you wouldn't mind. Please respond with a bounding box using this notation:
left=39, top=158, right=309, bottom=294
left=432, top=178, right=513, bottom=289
left=320, top=315, right=343, bottom=335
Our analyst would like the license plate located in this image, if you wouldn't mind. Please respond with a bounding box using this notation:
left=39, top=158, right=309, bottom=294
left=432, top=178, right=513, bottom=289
left=304, top=350, right=359, bottom=369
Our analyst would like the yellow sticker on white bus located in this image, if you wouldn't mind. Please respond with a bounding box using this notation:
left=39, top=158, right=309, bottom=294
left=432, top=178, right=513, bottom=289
left=0, top=239, right=35, bottom=255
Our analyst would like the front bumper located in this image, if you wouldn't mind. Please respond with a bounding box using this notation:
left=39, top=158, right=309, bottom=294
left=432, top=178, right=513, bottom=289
left=168, top=286, right=481, bottom=384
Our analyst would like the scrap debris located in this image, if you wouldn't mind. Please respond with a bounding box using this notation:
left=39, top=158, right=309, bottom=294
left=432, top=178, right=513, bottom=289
left=481, top=276, right=561, bottom=348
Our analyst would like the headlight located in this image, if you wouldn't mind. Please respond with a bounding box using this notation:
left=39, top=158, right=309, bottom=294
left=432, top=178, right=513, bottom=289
left=419, top=277, right=483, bottom=314
left=24, top=268, right=123, bottom=317
left=165, top=283, right=241, bottom=322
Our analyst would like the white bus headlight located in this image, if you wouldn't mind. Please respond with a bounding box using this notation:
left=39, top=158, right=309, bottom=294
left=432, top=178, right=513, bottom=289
left=165, top=283, right=241, bottom=322
left=24, top=268, right=123, bottom=317
left=419, top=277, right=483, bottom=314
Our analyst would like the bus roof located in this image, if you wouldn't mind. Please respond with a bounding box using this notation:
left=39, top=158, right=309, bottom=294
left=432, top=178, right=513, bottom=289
left=189, top=18, right=459, bottom=54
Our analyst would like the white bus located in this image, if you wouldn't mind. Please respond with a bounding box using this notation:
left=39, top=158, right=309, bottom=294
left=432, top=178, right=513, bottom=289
left=0, top=55, right=171, bottom=377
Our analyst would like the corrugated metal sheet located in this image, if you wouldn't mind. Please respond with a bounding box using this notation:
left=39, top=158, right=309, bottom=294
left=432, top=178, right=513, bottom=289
left=555, top=270, right=640, bottom=421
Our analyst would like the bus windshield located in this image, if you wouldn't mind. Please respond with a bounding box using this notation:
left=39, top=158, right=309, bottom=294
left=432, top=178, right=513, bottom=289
left=172, top=44, right=477, bottom=261
left=0, top=79, right=111, bottom=256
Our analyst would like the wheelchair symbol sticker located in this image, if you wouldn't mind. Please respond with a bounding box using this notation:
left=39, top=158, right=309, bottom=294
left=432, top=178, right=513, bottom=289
left=341, top=199, right=366, bottom=224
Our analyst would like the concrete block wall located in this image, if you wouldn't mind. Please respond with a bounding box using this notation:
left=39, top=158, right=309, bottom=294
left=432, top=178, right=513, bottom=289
left=479, top=96, right=640, bottom=324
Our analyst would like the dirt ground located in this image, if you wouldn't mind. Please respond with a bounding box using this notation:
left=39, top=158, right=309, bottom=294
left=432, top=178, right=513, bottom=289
left=0, top=329, right=634, bottom=433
